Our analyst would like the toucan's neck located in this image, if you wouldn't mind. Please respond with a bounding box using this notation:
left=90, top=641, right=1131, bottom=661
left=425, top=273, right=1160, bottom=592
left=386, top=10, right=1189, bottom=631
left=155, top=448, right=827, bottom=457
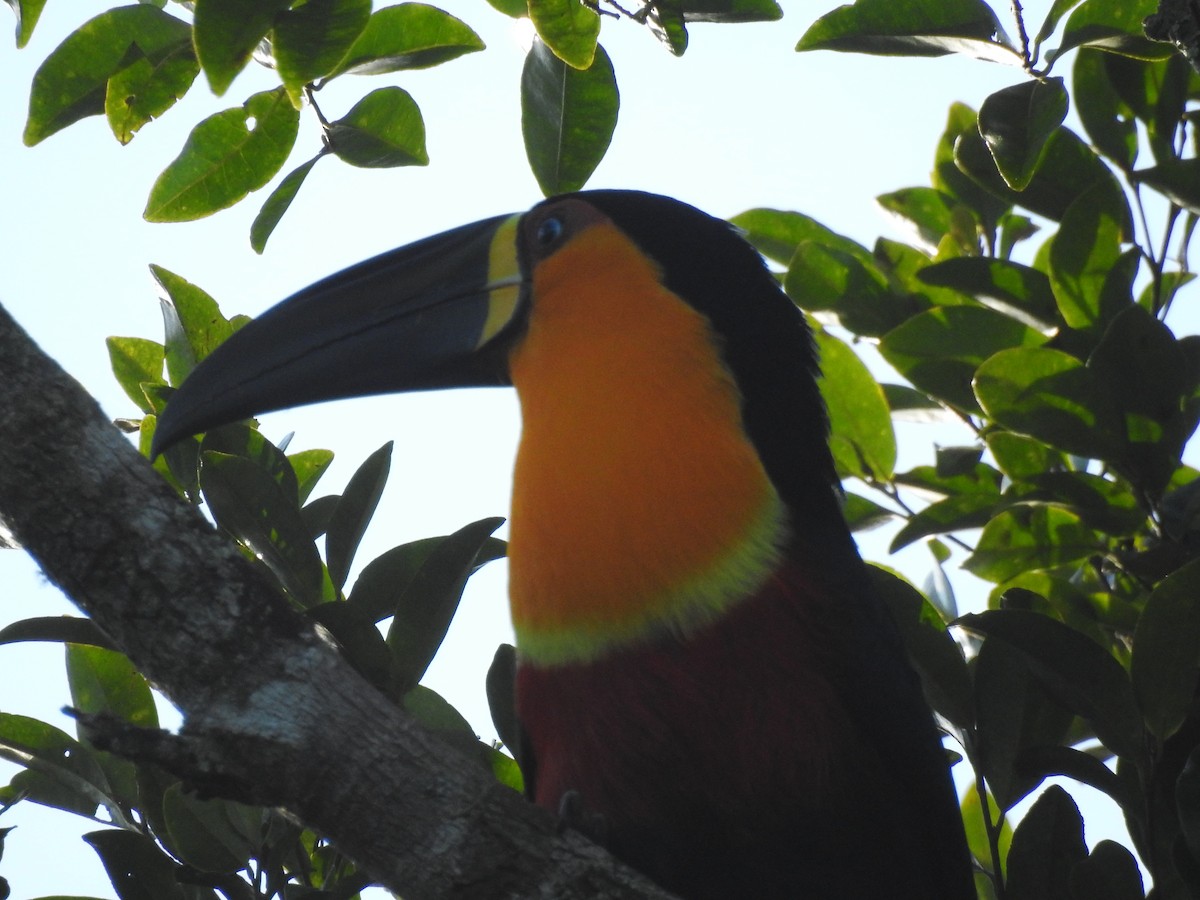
left=505, top=225, right=790, bottom=668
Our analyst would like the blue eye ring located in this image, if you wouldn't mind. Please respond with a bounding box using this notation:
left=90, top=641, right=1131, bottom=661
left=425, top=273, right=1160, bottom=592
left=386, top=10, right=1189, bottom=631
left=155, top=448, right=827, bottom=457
left=535, top=216, right=564, bottom=247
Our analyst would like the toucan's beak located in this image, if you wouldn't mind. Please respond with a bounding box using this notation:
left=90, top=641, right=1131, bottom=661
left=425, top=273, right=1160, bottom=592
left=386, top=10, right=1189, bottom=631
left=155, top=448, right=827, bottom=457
left=152, top=212, right=525, bottom=455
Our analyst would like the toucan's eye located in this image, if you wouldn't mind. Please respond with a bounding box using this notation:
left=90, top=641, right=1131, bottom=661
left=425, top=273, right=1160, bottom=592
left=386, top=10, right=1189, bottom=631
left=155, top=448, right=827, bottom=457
left=535, top=216, right=564, bottom=247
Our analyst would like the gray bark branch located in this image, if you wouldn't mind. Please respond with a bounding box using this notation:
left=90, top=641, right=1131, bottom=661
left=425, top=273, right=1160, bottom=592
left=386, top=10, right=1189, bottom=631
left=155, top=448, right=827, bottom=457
left=0, top=302, right=673, bottom=899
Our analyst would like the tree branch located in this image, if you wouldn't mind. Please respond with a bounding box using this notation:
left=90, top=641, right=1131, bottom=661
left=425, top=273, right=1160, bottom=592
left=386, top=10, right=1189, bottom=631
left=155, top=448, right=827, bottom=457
left=0, top=303, right=674, bottom=899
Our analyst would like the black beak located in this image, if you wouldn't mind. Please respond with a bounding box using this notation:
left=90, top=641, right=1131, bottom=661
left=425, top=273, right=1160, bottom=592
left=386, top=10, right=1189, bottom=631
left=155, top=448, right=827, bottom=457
left=152, top=212, right=526, bottom=455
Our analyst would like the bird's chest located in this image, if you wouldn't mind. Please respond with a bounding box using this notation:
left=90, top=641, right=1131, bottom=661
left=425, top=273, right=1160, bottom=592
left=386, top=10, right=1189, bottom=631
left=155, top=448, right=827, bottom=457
left=515, top=581, right=860, bottom=839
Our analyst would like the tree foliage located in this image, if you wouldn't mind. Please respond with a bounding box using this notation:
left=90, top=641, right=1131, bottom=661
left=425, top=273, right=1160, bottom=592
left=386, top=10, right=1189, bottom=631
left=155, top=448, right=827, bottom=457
left=4, top=0, right=1200, bottom=898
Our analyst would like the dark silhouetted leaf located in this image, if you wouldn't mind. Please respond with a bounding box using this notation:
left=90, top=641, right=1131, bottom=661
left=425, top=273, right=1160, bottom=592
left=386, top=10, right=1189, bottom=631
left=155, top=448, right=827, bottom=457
left=384, top=518, right=505, bottom=694
left=162, top=784, right=262, bottom=874
left=890, top=493, right=998, bottom=552
left=251, top=156, right=321, bottom=253
left=0, top=616, right=115, bottom=650
left=843, top=492, right=898, bottom=532
left=959, top=610, right=1143, bottom=762
left=200, top=451, right=326, bottom=607
left=1073, top=49, right=1139, bottom=170
left=84, top=829, right=193, bottom=900
left=1070, top=840, right=1144, bottom=900
left=868, top=567, right=972, bottom=728
left=1132, top=558, right=1200, bottom=740
left=326, top=442, right=392, bottom=592
left=1005, top=786, right=1087, bottom=899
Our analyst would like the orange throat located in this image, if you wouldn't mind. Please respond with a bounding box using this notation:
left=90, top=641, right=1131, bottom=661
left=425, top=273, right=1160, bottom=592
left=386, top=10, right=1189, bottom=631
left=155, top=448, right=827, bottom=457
left=506, top=224, right=789, bottom=667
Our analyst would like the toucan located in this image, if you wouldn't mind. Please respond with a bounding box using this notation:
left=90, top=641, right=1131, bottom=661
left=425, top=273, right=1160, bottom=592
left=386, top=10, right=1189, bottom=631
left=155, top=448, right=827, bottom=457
left=153, top=190, right=975, bottom=899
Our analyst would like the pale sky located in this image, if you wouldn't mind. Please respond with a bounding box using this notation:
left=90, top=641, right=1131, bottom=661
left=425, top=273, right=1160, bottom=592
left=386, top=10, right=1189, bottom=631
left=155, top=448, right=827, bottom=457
left=0, top=2, right=1159, bottom=896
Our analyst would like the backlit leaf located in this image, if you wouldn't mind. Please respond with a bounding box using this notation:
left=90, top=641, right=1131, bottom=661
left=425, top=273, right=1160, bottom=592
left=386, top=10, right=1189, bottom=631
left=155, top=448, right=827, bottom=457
left=521, top=40, right=618, bottom=195
left=814, top=329, right=895, bottom=480
left=24, top=6, right=191, bottom=145
left=329, top=3, right=485, bottom=77
left=528, top=0, right=599, bottom=68
left=273, top=0, right=371, bottom=104
left=194, top=0, right=290, bottom=95
left=1132, top=558, right=1200, bottom=740
left=327, top=86, right=428, bottom=168
left=145, top=88, right=300, bottom=221
left=978, top=77, right=1068, bottom=190
left=796, top=0, right=1018, bottom=62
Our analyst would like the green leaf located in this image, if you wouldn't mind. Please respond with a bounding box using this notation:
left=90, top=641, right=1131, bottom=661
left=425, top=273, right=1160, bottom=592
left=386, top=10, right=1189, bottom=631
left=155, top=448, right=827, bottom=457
left=145, top=87, right=300, bottom=222
left=0, top=616, right=115, bottom=650
left=0, top=714, right=111, bottom=818
left=106, top=336, right=166, bottom=413
left=978, top=77, right=1069, bottom=190
left=162, top=785, right=261, bottom=874
left=329, top=3, right=485, bottom=77
left=986, top=432, right=1066, bottom=479
left=326, top=442, right=392, bottom=592
left=958, top=610, right=1143, bottom=762
left=84, top=830, right=190, bottom=900
left=784, top=240, right=886, bottom=311
left=272, top=0, right=371, bottom=104
left=104, top=43, right=199, bottom=145
left=1073, top=49, right=1139, bottom=169
left=1005, top=786, right=1087, bottom=899
left=1069, top=840, right=1144, bottom=900
left=796, top=0, right=1018, bottom=62
left=24, top=6, right=192, bottom=145
left=868, top=567, right=973, bottom=727
left=1049, top=0, right=1175, bottom=62
left=528, top=0, right=599, bottom=69
left=1012, top=471, right=1145, bottom=536
left=729, top=208, right=874, bottom=268
left=151, top=265, right=233, bottom=385
left=487, top=0, right=529, bottom=17
left=66, top=645, right=157, bottom=729
left=917, top=257, right=1058, bottom=327
left=289, top=448, right=335, bottom=504
left=201, top=424, right=302, bottom=502
left=934, top=102, right=1012, bottom=229
left=890, top=493, right=998, bottom=552
left=521, top=40, right=618, bottom=195
left=403, top=684, right=474, bottom=735
left=965, top=506, right=1100, bottom=582
left=974, top=347, right=1127, bottom=461
left=955, top=125, right=1123, bottom=222
left=194, top=0, right=290, bottom=95
left=882, top=306, right=1048, bottom=413
left=961, top=785, right=1013, bottom=875
left=327, top=86, right=428, bottom=168
left=675, top=0, right=783, bottom=23
left=1132, top=558, right=1200, bottom=740
left=200, top=451, right=326, bottom=607
left=875, top=187, right=966, bottom=249
left=814, top=329, right=895, bottom=480
left=251, top=156, right=321, bottom=253
left=384, top=518, right=506, bottom=695
left=1048, top=181, right=1131, bottom=330
left=9, top=0, right=48, bottom=48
